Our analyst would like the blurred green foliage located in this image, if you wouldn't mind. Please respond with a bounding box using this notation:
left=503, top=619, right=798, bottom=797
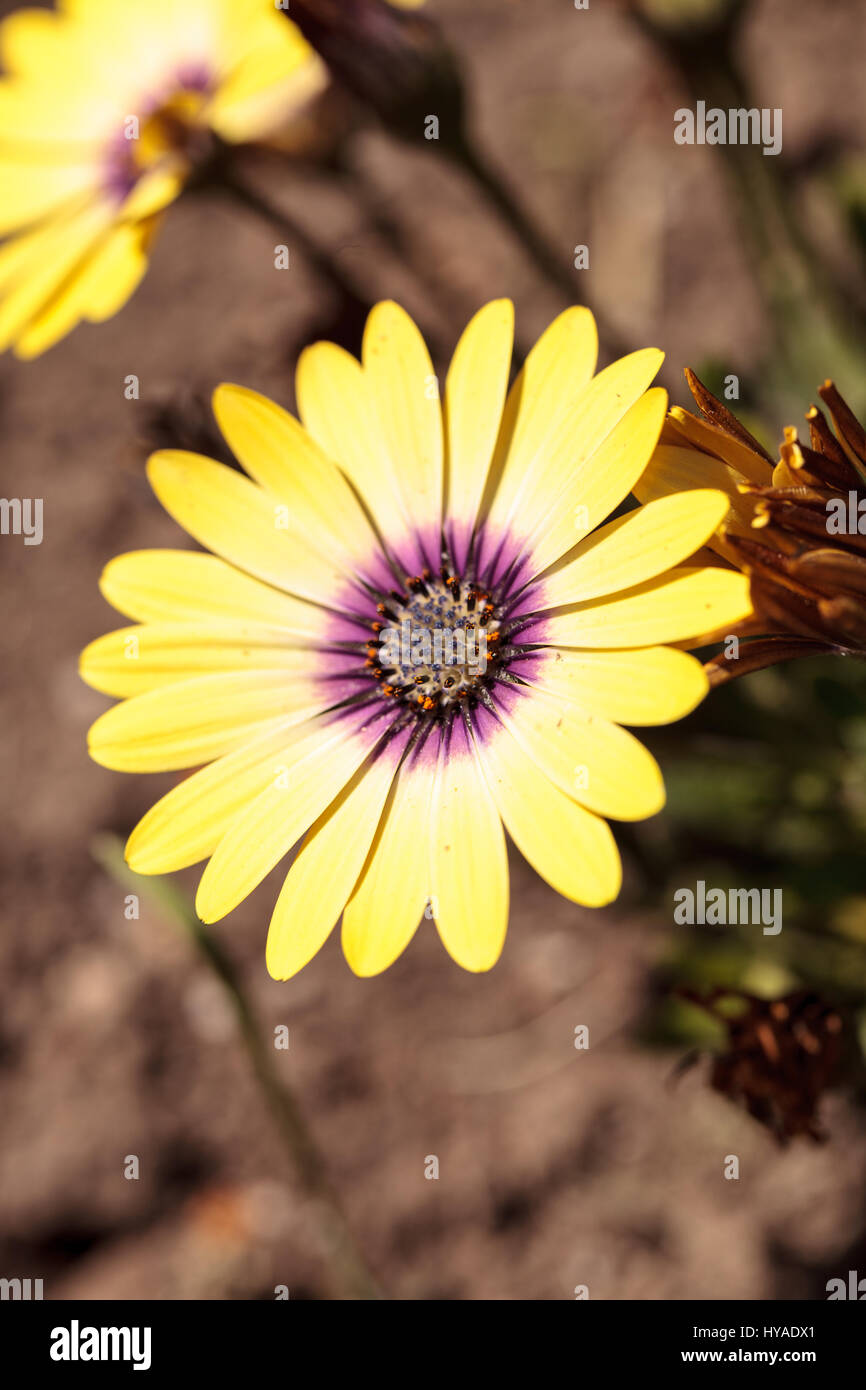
left=632, top=654, right=866, bottom=1077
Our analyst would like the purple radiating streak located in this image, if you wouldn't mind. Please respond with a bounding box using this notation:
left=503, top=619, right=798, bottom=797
left=505, top=614, right=553, bottom=647
left=101, top=63, right=216, bottom=202
left=470, top=520, right=537, bottom=597
left=308, top=518, right=550, bottom=740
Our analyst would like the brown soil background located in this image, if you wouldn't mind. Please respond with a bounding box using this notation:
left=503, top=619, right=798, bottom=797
left=2, top=0, right=866, bottom=1300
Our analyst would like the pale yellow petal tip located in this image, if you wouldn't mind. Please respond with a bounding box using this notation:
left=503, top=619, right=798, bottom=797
left=193, top=889, right=224, bottom=927
left=705, top=487, right=733, bottom=522
left=13, top=338, right=49, bottom=363
left=78, top=644, right=98, bottom=686
left=266, top=932, right=321, bottom=982
left=344, top=954, right=385, bottom=979
left=211, top=381, right=249, bottom=441
left=123, top=841, right=162, bottom=879
left=482, top=297, right=515, bottom=322
left=211, top=381, right=244, bottom=411
left=444, top=946, right=504, bottom=974
left=144, top=449, right=171, bottom=488
left=145, top=447, right=207, bottom=504
left=681, top=487, right=734, bottom=538
left=124, top=814, right=171, bottom=877
left=265, top=953, right=292, bottom=983
left=123, top=843, right=145, bottom=876
left=613, top=780, right=667, bottom=824
left=265, top=942, right=292, bottom=982
left=620, top=345, right=664, bottom=373
left=267, top=967, right=291, bottom=983
left=365, top=298, right=401, bottom=326
left=86, top=743, right=126, bottom=773
left=85, top=710, right=117, bottom=765
left=363, top=298, right=420, bottom=342
left=471, top=298, right=515, bottom=343
left=146, top=446, right=202, bottom=475
left=686, top=661, right=711, bottom=710
left=97, top=556, right=120, bottom=594
left=570, top=878, right=622, bottom=909
left=79, top=650, right=119, bottom=699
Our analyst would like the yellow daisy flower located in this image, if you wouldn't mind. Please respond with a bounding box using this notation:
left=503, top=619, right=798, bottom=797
left=81, top=301, right=753, bottom=979
left=0, top=0, right=326, bottom=358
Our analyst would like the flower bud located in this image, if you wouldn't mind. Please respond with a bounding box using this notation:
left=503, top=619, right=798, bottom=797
left=285, top=0, right=466, bottom=150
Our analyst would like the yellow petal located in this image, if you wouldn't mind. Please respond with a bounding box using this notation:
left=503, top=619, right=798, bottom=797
left=14, top=219, right=152, bottom=359
left=80, top=621, right=312, bottom=697
left=0, top=199, right=111, bottom=352
left=525, top=388, right=669, bottom=573
left=1, top=5, right=120, bottom=84
left=479, top=721, right=621, bottom=905
left=0, top=193, right=85, bottom=293
left=481, top=305, right=598, bottom=530
left=362, top=300, right=444, bottom=569
left=295, top=339, right=410, bottom=558
left=0, top=153, right=97, bottom=236
left=520, top=647, right=709, bottom=726
left=119, top=168, right=183, bottom=222
left=634, top=443, right=761, bottom=559
left=537, top=488, right=730, bottom=607
left=146, top=450, right=344, bottom=607
left=430, top=724, right=509, bottom=972
left=87, top=671, right=320, bottom=772
left=341, top=747, right=435, bottom=976
left=212, top=382, right=380, bottom=572
left=444, top=298, right=513, bottom=567
left=539, top=566, right=754, bottom=649
left=485, top=343, right=662, bottom=542
left=126, top=719, right=320, bottom=875
left=1, top=8, right=68, bottom=78
left=209, top=33, right=327, bottom=145
left=772, top=457, right=800, bottom=489
left=266, top=739, right=404, bottom=980
left=668, top=407, right=774, bottom=486
left=99, top=549, right=323, bottom=631
left=195, top=713, right=381, bottom=923
left=500, top=688, right=665, bottom=821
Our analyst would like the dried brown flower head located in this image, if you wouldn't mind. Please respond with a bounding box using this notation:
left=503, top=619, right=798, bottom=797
left=636, top=371, right=866, bottom=681
left=284, top=0, right=465, bottom=150
left=675, top=988, right=844, bottom=1144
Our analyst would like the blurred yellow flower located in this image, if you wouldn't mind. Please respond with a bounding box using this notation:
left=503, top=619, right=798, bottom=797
left=81, top=302, right=752, bottom=979
left=0, top=0, right=327, bottom=358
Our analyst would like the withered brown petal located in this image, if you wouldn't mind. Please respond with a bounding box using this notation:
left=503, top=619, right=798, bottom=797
left=818, top=381, right=866, bottom=474
left=684, top=367, right=775, bottom=463
left=704, top=636, right=835, bottom=685
left=806, top=403, right=850, bottom=469
left=756, top=499, right=866, bottom=556
left=724, top=532, right=829, bottom=601
left=819, top=595, right=866, bottom=647
left=749, top=573, right=853, bottom=645
left=791, top=548, right=866, bottom=599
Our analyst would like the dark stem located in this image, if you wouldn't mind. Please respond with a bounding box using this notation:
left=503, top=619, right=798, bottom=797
left=215, top=166, right=376, bottom=333
left=448, top=134, right=627, bottom=356
left=92, top=835, right=384, bottom=1301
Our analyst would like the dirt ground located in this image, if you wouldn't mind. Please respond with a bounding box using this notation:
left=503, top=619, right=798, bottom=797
left=2, top=0, right=866, bottom=1300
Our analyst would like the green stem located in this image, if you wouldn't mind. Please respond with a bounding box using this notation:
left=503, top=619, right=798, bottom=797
left=92, top=834, right=384, bottom=1301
